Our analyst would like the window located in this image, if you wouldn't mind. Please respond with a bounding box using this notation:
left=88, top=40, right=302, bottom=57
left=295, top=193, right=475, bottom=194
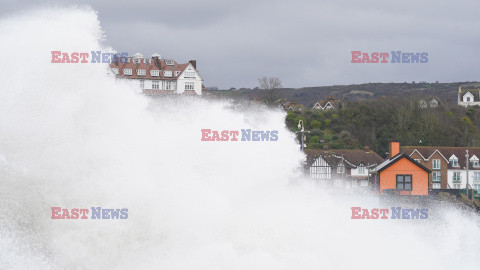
left=467, top=97, right=471, bottom=102
left=337, top=164, right=345, bottom=174
left=453, top=172, right=461, bottom=182
left=472, top=160, right=480, bottom=167
left=474, top=184, right=480, bottom=191
left=450, top=158, right=459, bottom=167
left=123, top=69, right=132, bottom=75
left=474, top=172, right=480, bottom=182
left=432, top=159, right=441, bottom=169
left=432, top=183, right=441, bottom=189
left=165, top=59, right=174, bottom=65
left=165, top=81, right=172, bottom=90
left=396, top=175, right=412, bottom=190
left=432, top=172, right=441, bottom=182
left=414, top=159, right=421, bottom=163
left=137, top=69, right=146, bottom=76
left=150, top=70, right=159, bottom=77
left=133, top=58, right=140, bottom=64
left=185, top=82, right=194, bottom=90
left=164, top=70, right=172, bottom=77
left=111, top=68, right=118, bottom=75
left=175, top=71, right=181, bottom=76
left=139, top=80, right=144, bottom=89
left=358, top=165, right=365, bottom=174
left=454, top=183, right=461, bottom=189
left=152, top=80, right=159, bottom=90
left=184, top=71, right=196, bottom=78
left=430, top=99, right=438, bottom=107
left=360, top=180, right=368, bottom=187
left=144, top=59, right=150, bottom=64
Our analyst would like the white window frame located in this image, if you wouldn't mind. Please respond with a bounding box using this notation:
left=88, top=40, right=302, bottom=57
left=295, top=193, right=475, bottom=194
left=165, top=81, right=172, bottom=90
left=184, top=71, right=196, bottom=78
left=453, top=172, right=461, bottom=182
left=450, top=158, right=459, bottom=167
left=337, top=164, right=345, bottom=174
left=358, top=165, right=365, bottom=174
left=123, top=69, right=132, bottom=76
left=150, top=70, right=159, bottom=77
left=432, top=171, right=441, bottom=182
left=164, top=70, right=172, bottom=77
left=185, top=82, right=194, bottom=90
left=139, top=80, right=144, bottom=89
left=111, top=68, right=119, bottom=75
left=432, top=159, right=440, bottom=169
left=432, top=183, right=441, bottom=189
left=474, top=172, right=480, bottom=182
left=175, top=71, right=181, bottom=76
left=165, top=60, right=174, bottom=65
left=152, top=80, right=159, bottom=90
left=137, top=69, right=146, bottom=76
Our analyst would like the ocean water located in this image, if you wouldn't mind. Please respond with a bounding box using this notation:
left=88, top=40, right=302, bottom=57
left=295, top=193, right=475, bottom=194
left=0, top=6, right=479, bottom=269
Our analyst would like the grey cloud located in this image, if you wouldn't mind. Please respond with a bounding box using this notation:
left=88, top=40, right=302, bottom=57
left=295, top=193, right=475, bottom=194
left=2, top=0, right=480, bottom=88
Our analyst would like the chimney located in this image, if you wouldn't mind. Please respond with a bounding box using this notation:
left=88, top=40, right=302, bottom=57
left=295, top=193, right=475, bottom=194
left=364, top=146, right=370, bottom=153
left=389, top=142, right=400, bottom=158
left=189, top=60, right=197, bottom=69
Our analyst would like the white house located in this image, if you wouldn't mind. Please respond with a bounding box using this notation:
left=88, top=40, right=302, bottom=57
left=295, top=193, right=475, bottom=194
left=458, top=84, right=480, bottom=107
left=109, top=53, right=204, bottom=95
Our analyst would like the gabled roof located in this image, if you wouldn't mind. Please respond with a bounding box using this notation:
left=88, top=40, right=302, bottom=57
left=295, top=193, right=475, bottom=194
left=373, top=153, right=431, bottom=174
left=401, top=146, right=480, bottom=169
left=304, top=149, right=384, bottom=169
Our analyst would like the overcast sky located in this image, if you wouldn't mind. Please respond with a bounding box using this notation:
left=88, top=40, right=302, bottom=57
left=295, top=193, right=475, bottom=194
left=2, top=0, right=480, bottom=89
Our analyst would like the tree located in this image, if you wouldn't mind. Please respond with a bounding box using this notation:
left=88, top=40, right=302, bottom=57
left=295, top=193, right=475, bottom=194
left=258, top=77, right=282, bottom=105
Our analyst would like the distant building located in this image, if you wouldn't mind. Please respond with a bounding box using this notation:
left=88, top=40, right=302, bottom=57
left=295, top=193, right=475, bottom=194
left=458, top=84, right=480, bottom=107
left=304, top=148, right=384, bottom=190
left=312, top=96, right=341, bottom=110
left=109, top=53, right=204, bottom=95
left=285, top=101, right=304, bottom=111
left=418, top=97, right=440, bottom=108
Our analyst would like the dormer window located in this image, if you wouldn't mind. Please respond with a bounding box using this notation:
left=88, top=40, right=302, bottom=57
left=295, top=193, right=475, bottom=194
left=467, top=97, right=471, bottom=102
left=165, top=60, right=174, bottom=65
left=175, top=71, right=181, bottom=76
left=144, top=59, right=150, bottom=64
left=450, top=158, right=459, bottom=167
left=163, top=70, right=172, bottom=77
left=358, top=164, right=365, bottom=174
left=150, top=70, right=159, bottom=77
left=111, top=68, right=118, bottom=75
left=473, top=160, right=480, bottom=167
left=337, top=163, right=345, bottom=174
left=133, top=58, right=140, bottom=64
left=137, top=69, right=146, bottom=76
left=123, top=69, right=132, bottom=76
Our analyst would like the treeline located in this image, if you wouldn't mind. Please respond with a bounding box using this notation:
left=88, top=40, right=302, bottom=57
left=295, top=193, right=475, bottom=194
left=286, top=98, right=480, bottom=158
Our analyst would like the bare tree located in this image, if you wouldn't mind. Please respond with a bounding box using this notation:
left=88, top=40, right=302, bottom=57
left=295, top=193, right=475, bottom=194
left=258, top=77, right=283, bottom=105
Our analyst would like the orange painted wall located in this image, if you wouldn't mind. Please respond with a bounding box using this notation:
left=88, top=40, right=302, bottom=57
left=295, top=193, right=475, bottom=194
left=379, top=157, right=429, bottom=195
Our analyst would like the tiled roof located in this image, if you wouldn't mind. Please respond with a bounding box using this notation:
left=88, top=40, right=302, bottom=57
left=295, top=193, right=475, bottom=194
left=304, top=149, right=384, bottom=169
left=402, top=146, right=480, bottom=169
left=110, top=57, right=194, bottom=81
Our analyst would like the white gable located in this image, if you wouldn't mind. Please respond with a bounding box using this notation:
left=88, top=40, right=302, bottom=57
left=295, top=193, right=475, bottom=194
left=463, top=92, right=474, bottom=102
left=449, top=154, right=458, bottom=160
left=470, top=155, right=479, bottom=161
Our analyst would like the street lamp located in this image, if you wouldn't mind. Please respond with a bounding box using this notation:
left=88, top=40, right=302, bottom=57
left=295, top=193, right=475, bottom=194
left=296, top=120, right=310, bottom=150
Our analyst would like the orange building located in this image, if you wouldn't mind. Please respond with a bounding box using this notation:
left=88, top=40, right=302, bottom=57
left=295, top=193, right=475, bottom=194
left=372, top=142, right=431, bottom=195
